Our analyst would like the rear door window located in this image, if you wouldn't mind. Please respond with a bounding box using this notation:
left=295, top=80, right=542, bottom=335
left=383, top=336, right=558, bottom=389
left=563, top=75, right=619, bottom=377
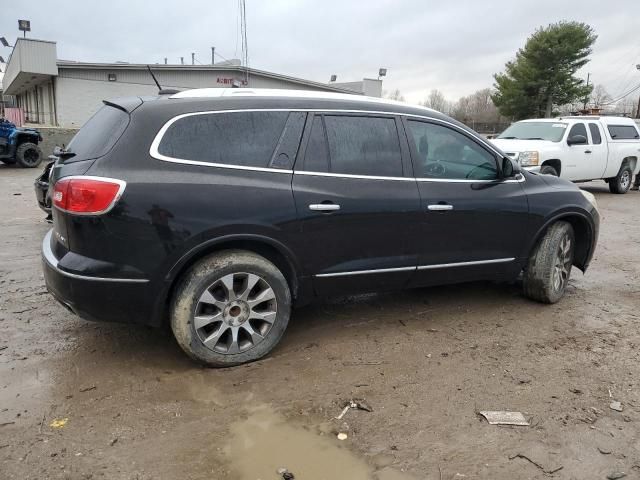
left=323, top=115, right=403, bottom=177
left=157, top=111, right=290, bottom=168
left=607, top=125, right=640, bottom=140
left=65, top=106, right=129, bottom=163
left=588, top=123, right=602, bottom=144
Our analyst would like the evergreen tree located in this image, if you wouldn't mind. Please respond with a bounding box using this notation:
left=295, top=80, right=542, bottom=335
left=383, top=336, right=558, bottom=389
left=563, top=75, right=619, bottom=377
left=492, top=22, right=596, bottom=119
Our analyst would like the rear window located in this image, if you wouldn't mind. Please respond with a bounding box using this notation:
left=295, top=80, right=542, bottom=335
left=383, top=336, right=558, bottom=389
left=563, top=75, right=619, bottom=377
left=65, top=106, right=129, bottom=162
left=157, top=111, right=290, bottom=168
left=607, top=125, right=639, bottom=140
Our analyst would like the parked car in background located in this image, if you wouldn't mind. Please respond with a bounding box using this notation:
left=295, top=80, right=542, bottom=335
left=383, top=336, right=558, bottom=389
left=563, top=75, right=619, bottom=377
left=34, top=159, right=55, bottom=217
left=0, top=118, right=44, bottom=168
left=42, top=89, right=599, bottom=367
left=491, top=116, right=640, bottom=193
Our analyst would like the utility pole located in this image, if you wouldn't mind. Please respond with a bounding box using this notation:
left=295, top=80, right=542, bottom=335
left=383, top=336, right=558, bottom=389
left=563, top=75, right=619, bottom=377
left=583, top=72, right=591, bottom=110
left=180, top=57, right=184, bottom=65
left=211, top=46, right=215, bottom=65
left=191, top=52, right=195, bottom=65
left=164, top=57, right=167, bottom=65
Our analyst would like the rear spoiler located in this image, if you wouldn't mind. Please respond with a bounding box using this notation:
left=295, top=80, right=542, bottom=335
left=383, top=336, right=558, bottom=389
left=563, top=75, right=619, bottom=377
left=102, top=97, right=143, bottom=114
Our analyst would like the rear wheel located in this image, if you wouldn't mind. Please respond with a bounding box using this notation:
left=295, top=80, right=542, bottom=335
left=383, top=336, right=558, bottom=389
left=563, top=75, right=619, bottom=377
left=170, top=250, right=291, bottom=367
left=16, top=142, right=43, bottom=168
left=608, top=165, right=632, bottom=194
left=540, top=165, right=559, bottom=176
left=523, top=221, right=574, bottom=304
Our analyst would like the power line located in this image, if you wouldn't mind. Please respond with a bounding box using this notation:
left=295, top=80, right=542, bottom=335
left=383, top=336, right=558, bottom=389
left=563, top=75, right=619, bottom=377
left=601, top=82, right=640, bottom=106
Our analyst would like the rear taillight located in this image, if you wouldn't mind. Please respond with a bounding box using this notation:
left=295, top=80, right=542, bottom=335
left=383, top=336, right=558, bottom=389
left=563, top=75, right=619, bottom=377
left=53, top=176, right=125, bottom=215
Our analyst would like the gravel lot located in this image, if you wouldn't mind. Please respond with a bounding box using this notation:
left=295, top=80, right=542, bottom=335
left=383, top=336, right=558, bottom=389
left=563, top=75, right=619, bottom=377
left=1, top=164, right=639, bottom=480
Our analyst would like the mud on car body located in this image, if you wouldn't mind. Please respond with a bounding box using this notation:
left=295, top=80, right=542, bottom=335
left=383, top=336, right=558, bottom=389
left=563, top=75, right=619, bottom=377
left=42, top=89, right=599, bottom=367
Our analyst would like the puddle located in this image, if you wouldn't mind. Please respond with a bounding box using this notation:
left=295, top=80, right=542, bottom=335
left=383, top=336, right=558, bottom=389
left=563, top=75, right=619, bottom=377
left=225, top=404, right=414, bottom=480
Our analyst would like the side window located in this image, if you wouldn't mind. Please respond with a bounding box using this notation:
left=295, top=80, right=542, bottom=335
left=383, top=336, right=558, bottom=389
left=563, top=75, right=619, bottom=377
left=303, top=116, right=330, bottom=172
left=406, top=120, right=498, bottom=180
left=269, top=112, right=306, bottom=169
left=568, top=123, right=588, bottom=142
left=607, top=125, right=640, bottom=140
left=157, top=111, right=289, bottom=167
left=323, top=116, right=403, bottom=177
left=588, top=123, right=602, bottom=144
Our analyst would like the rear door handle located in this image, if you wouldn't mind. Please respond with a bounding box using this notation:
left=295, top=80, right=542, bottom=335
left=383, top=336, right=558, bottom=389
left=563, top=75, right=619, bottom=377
left=585, top=150, right=592, bottom=154
left=427, top=204, right=453, bottom=211
left=309, top=203, right=341, bottom=212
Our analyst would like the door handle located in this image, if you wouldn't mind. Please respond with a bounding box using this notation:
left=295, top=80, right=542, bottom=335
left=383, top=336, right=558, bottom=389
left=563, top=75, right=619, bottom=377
left=309, top=203, right=341, bottom=212
left=427, top=204, right=453, bottom=211
left=584, top=150, right=592, bottom=154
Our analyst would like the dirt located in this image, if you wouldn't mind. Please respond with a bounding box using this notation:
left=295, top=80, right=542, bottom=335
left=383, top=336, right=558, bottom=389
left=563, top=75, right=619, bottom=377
left=1, top=163, right=639, bottom=479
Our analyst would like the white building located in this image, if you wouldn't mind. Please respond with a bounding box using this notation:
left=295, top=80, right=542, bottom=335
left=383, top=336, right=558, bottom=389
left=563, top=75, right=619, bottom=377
left=2, top=38, right=382, bottom=128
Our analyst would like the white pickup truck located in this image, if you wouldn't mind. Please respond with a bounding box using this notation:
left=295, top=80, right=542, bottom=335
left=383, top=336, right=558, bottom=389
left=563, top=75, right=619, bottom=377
left=491, top=116, right=640, bottom=193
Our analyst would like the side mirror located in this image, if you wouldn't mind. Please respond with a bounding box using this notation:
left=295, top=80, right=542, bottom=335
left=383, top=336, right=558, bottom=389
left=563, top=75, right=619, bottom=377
left=502, top=156, right=521, bottom=178
left=53, top=145, right=63, bottom=156
left=567, top=134, right=587, bottom=146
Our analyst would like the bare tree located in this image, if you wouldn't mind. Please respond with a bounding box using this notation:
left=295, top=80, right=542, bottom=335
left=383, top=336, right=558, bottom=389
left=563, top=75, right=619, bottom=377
left=384, top=89, right=405, bottom=102
left=591, top=84, right=612, bottom=107
left=451, top=88, right=502, bottom=122
left=422, top=89, right=448, bottom=112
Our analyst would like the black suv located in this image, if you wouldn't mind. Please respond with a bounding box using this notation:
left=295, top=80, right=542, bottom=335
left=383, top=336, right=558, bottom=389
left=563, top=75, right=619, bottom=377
left=42, top=89, right=599, bottom=366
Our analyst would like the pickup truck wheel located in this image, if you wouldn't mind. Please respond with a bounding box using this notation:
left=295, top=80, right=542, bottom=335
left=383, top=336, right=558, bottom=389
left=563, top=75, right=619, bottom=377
left=16, top=142, right=43, bottom=168
left=523, top=221, right=574, bottom=304
left=540, top=165, right=559, bottom=176
left=608, top=165, right=632, bottom=194
left=170, top=250, right=291, bottom=367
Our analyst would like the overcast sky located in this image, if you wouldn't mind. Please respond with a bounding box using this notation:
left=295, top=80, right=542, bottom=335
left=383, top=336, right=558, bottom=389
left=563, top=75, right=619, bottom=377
left=1, top=0, right=639, bottom=103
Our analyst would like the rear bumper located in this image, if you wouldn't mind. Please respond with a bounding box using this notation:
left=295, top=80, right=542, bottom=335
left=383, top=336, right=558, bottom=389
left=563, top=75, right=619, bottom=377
left=41, top=229, right=157, bottom=325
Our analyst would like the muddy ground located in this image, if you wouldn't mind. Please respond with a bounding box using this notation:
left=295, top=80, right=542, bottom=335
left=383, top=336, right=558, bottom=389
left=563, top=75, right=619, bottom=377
left=1, top=164, right=639, bottom=480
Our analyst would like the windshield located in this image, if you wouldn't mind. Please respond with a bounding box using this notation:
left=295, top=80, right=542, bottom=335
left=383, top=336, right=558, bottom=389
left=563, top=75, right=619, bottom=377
left=63, top=106, right=130, bottom=163
left=497, top=122, right=567, bottom=142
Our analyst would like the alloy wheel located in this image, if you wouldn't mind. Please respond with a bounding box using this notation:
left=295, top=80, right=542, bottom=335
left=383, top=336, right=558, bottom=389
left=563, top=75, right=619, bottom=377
left=620, top=170, right=630, bottom=190
left=552, top=234, right=572, bottom=292
left=193, top=272, right=277, bottom=354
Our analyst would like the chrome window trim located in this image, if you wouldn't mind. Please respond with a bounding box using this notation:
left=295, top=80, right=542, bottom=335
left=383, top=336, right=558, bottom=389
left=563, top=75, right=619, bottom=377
left=52, top=176, right=128, bottom=216
left=42, top=230, right=149, bottom=283
left=148, top=108, right=506, bottom=175
left=314, top=258, right=515, bottom=278
left=294, top=170, right=414, bottom=182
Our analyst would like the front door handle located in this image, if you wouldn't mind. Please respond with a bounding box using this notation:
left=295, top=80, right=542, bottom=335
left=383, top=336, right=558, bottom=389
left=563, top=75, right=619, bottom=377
left=309, top=203, right=341, bottom=212
left=585, top=150, right=592, bottom=154
left=427, top=204, right=453, bottom=211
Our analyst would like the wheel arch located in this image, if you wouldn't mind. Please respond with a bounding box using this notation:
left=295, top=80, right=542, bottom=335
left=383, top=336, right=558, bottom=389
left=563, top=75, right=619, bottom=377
left=16, top=132, right=40, bottom=146
left=621, top=156, right=637, bottom=173
left=540, top=158, right=561, bottom=175
left=527, top=211, right=595, bottom=272
left=155, top=234, right=302, bottom=325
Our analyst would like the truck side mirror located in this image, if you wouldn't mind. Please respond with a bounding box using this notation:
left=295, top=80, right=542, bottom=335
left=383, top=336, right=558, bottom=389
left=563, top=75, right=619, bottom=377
left=567, top=134, right=587, bottom=146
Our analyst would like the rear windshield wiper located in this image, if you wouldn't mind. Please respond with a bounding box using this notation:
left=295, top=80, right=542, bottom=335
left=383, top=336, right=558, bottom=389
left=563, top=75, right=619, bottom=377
left=54, top=147, right=76, bottom=160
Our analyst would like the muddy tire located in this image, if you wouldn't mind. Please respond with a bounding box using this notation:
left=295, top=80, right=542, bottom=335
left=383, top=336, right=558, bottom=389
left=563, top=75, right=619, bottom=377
left=540, top=165, right=559, bottom=176
left=608, top=164, right=632, bottom=194
left=523, top=221, right=574, bottom=304
left=170, top=250, right=291, bottom=367
left=16, top=142, right=43, bottom=168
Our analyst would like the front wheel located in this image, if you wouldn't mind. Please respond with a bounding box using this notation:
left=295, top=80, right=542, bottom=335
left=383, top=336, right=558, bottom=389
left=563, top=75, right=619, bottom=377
left=608, top=165, right=632, bottom=194
left=16, top=142, right=43, bottom=168
left=170, top=250, right=291, bottom=367
left=523, top=221, right=574, bottom=304
left=540, top=165, right=559, bottom=176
